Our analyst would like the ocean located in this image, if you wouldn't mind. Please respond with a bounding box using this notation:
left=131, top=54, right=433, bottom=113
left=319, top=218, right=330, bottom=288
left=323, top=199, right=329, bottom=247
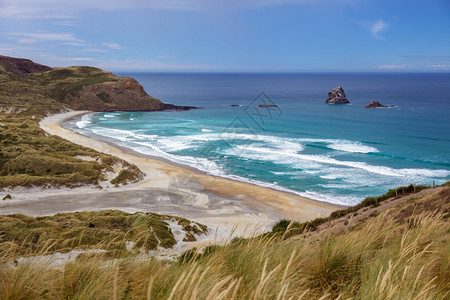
left=69, top=73, right=450, bottom=205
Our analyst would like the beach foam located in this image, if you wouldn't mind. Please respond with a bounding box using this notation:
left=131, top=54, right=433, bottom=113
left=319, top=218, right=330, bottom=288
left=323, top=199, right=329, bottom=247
left=71, top=110, right=450, bottom=206
left=75, top=114, right=93, bottom=129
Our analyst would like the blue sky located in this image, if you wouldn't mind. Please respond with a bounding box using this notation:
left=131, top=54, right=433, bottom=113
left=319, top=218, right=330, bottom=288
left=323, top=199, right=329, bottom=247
left=0, top=0, right=449, bottom=72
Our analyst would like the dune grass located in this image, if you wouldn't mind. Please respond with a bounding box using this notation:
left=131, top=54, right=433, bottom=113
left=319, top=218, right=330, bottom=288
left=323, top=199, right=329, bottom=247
left=0, top=115, right=144, bottom=189
left=271, top=183, right=434, bottom=238
left=0, top=186, right=448, bottom=299
left=0, top=67, right=146, bottom=189
left=0, top=210, right=208, bottom=257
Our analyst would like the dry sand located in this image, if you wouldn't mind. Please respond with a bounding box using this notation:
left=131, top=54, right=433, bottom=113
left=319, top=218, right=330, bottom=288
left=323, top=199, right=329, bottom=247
left=1, top=110, right=342, bottom=253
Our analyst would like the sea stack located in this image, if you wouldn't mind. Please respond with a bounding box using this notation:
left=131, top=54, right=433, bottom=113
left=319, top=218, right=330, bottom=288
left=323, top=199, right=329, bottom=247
left=365, top=100, right=392, bottom=108
left=325, top=86, right=350, bottom=104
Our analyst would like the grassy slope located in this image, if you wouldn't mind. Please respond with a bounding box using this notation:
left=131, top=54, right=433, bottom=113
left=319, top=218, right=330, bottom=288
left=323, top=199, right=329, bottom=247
left=0, top=210, right=208, bottom=256
left=0, top=68, right=143, bottom=189
left=0, top=185, right=448, bottom=299
left=0, top=67, right=116, bottom=115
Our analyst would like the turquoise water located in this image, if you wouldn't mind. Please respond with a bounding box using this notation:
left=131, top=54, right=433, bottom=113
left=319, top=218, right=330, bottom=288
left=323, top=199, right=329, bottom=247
left=72, top=73, right=450, bottom=205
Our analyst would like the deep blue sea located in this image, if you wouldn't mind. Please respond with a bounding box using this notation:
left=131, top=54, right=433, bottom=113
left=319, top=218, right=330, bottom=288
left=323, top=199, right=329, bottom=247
left=72, top=73, right=450, bottom=205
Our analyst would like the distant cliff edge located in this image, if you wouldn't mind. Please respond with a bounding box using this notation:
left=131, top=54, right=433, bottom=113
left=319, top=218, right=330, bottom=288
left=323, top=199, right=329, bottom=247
left=0, top=55, right=197, bottom=114
left=0, top=55, right=53, bottom=75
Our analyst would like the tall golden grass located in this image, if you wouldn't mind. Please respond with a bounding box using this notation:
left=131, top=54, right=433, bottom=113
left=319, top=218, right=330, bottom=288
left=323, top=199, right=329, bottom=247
left=1, top=207, right=448, bottom=299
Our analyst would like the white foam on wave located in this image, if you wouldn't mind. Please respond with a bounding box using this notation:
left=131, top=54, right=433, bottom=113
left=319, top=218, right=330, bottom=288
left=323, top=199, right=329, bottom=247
left=80, top=126, right=355, bottom=205
left=76, top=115, right=449, bottom=206
left=302, top=190, right=360, bottom=206
left=295, top=138, right=379, bottom=153
left=132, top=142, right=227, bottom=177
left=91, top=128, right=134, bottom=142
left=233, top=145, right=450, bottom=178
left=104, top=113, right=119, bottom=118
left=75, top=114, right=93, bottom=129
left=327, top=141, right=379, bottom=153
left=320, top=174, right=339, bottom=180
left=121, top=131, right=379, bottom=157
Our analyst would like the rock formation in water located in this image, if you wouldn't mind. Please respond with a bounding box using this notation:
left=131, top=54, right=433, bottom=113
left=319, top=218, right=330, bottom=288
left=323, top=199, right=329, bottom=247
left=364, top=100, right=393, bottom=108
left=258, top=104, right=278, bottom=108
left=325, top=86, right=350, bottom=104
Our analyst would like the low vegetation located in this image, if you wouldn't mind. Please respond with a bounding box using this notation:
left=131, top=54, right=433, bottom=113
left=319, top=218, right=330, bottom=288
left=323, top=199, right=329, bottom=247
left=0, top=185, right=448, bottom=299
left=0, top=115, right=143, bottom=189
left=0, top=67, right=146, bottom=189
left=272, top=183, right=433, bottom=238
left=0, top=210, right=208, bottom=256
left=0, top=66, right=116, bottom=116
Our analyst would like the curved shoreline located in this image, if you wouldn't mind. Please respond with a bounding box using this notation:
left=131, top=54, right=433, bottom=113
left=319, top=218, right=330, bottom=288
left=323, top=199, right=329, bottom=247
left=63, top=112, right=351, bottom=206
left=39, top=111, right=342, bottom=220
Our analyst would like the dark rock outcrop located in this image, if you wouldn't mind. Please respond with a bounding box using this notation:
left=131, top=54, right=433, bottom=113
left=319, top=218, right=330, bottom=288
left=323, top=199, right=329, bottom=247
left=325, top=86, right=350, bottom=104
left=0, top=55, right=53, bottom=75
left=365, top=100, right=393, bottom=109
left=160, top=104, right=199, bottom=111
left=258, top=104, right=278, bottom=108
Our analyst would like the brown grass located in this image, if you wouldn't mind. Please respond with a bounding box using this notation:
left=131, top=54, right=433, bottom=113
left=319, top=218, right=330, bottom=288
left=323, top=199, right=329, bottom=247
left=0, top=186, right=448, bottom=299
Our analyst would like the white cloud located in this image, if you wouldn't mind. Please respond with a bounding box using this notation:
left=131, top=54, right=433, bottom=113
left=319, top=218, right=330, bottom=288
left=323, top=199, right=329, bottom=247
left=424, top=64, right=449, bottom=70
left=4, top=32, right=84, bottom=44
left=70, top=57, right=95, bottom=61
left=370, top=20, right=387, bottom=35
left=378, top=64, right=406, bottom=69
left=102, top=42, right=123, bottom=50
left=83, top=48, right=108, bottom=53
left=370, top=20, right=388, bottom=38
left=0, top=5, right=75, bottom=19
left=0, top=0, right=329, bottom=19
left=99, top=59, right=224, bottom=71
left=156, top=54, right=181, bottom=59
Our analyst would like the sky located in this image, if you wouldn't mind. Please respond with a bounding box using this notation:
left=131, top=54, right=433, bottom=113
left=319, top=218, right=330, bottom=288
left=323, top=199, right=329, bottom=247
left=0, top=0, right=449, bottom=72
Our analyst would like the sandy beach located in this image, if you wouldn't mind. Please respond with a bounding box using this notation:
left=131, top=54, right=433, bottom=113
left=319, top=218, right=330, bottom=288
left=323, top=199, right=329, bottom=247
left=1, top=110, right=341, bottom=252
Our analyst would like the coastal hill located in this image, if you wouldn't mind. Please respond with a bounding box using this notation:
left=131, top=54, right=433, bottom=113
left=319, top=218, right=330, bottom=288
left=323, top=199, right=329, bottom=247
left=0, top=55, right=53, bottom=75
left=0, top=55, right=195, bottom=114
left=0, top=55, right=179, bottom=188
left=0, top=55, right=166, bottom=113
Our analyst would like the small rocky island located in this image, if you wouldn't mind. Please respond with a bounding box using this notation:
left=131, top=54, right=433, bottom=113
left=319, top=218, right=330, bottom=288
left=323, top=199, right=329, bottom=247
left=325, top=86, right=350, bottom=104
left=365, top=100, right=393, bottom=108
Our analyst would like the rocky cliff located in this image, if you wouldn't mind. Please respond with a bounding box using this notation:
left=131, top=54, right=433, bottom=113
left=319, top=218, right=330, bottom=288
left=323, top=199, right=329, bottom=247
left=0, top=55, right=53, bottom=75
left=0, top=56, right=195, bottom=113
left=325, top=86, right=350, bottom=104
left=50, top=67, right=166, bottom=112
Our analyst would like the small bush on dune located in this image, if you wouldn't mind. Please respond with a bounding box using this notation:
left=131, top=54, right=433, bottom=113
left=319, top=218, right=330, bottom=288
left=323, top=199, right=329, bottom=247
left=110, top=169, right=143, bottom=186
